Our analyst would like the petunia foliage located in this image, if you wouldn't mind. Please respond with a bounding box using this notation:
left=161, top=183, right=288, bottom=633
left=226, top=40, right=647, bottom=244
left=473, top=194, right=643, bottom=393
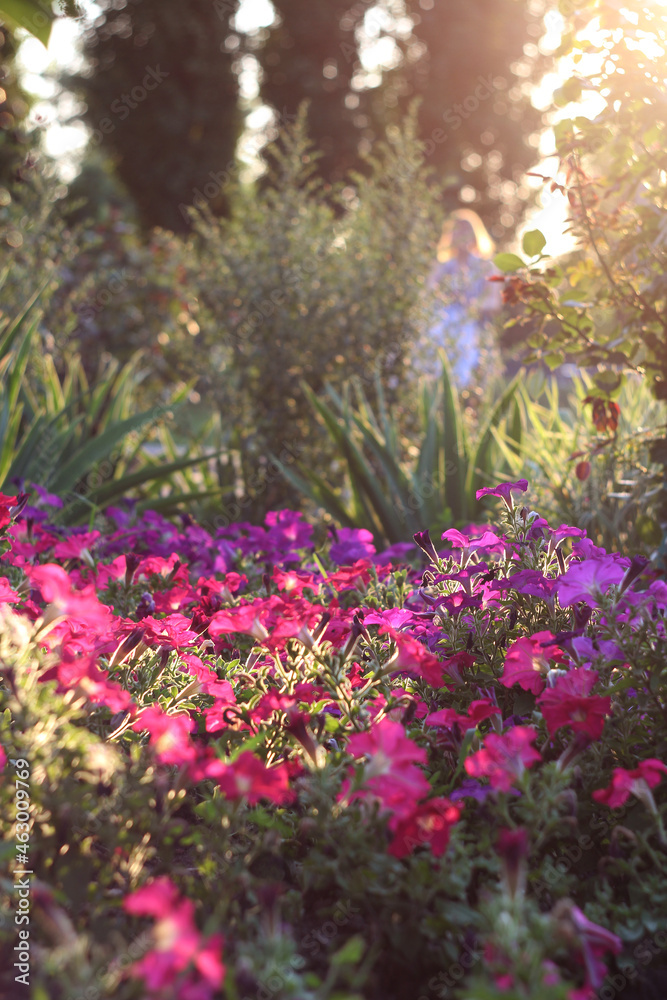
left=0, top=481, right=666, bottom=999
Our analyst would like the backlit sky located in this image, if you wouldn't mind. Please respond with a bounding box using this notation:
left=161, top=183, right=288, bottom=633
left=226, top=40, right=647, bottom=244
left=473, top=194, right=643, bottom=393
left=15, top=0, right=664, bottom=256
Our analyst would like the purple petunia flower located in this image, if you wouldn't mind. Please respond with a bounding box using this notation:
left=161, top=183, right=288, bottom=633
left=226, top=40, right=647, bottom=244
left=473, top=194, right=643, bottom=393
left=475, top=479, right=529, bottom=509
left=329, top=527, right=376, bottom=566
left=556, top=557, right=628, bottom=609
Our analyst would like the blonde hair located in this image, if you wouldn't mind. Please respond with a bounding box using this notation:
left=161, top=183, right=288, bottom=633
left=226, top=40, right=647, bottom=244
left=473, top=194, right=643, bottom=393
left=436, top=209, right=495, bottom=263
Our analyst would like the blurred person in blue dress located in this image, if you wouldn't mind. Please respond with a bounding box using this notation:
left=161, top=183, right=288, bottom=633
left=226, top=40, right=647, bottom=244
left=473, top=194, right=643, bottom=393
left=425, top=209, right=502, bottom=385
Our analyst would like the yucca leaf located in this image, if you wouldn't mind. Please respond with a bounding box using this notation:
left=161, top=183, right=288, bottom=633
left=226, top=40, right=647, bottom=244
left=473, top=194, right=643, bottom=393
left=0, top=283, right=45, bottom=358
left=271, top=453, right=359, bottom=529
left=48, top=405, right=170, bottom=493
left=86, top=451, right=224, bottom=507
left=438, top=352, right=467, bottom=523
left=465, top=371, right=523, bottom=502
left=301, top=382, right=401, bottom=540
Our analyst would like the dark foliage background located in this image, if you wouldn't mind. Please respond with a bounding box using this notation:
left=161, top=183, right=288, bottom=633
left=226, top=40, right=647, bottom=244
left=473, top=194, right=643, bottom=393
left=67, top=0, right=241, bottom=232
left=67, top=0, right=549, bottom=236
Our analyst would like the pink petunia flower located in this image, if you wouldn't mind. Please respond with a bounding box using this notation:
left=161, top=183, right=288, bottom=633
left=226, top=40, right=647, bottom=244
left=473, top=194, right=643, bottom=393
left=138, top=614, right=199, bottom=652
left=56, top=650, right=134, bottom=714
left=465, top=726, right=541, bottom=792
left=0, top=577, right=19, bottom=603
left=339, top=718, right=431, bottom=825
left=132, top=705, right=198, bottom=766
left=123, top=876, right=225, bottom=1000
left=388, top=797, right=461, bottom=858
left=381, top=627, right=447, bottom=687
left=29, top=564, right=112, bottom=629
left=208, top=602, right=269, bottom=642
left=537, top=668, right=611, bottom=739
left=52, top=531, right=101, bottom=561
left=501, top=631, right=566, bottom=695
left=202, top=751, right=295, bottom=805
left=0, top=493, right=18, bottom=531
left=425, top=698, right=500, bottom=731
left=593, top=758, right=667, bottom=809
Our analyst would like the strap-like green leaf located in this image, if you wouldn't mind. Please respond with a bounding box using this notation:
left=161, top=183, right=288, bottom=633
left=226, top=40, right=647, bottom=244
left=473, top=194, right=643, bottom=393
left=0, top=0, right=53, bottom=45
left=438, top=352, right=467, bottom=523
left=465, top=370, right=522, bottom=502
left=48, top=405, right=169, bottom=493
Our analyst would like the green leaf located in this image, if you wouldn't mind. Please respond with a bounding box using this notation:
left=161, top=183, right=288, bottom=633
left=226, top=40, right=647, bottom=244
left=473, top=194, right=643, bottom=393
left=554, top=76, right=583, bottom=107
left=0, top=0, right=53, bottom=46
left=48, top=404, right=168, bottom=494
left=522, top=229, right=547, bottom=258
left=330, top=935, right=365, bottom=967
left=544, top=352, right=565, bottom=371
left=438, top=351, right=467, bottom=523
left=493, top=252, right=525, bottom=273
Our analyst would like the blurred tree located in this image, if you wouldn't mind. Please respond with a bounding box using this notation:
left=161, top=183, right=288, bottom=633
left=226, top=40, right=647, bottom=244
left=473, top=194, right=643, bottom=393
left=0, top=21, right=33, bottom=187
left=69, top=0, right=241, bottom=232
left=255, top=0, right=548, bottom=236
left=391, top=0, right=548, bottom=237
left=255, top=0, right=367, bottom=187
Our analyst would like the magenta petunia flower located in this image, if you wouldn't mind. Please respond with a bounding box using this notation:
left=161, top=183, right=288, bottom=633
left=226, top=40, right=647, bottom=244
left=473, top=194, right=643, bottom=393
left=552, top=900, right=621, bottom=993
left=592, top=758, right=667, bottom=808
left=501, top=631, right=565, bottom=695
left=413, top=528, right=441, bottom=564
left=388, top=797, right=461, bottom=858
left=29, top=563, right=112, bottom=629
left=441, top=528, right=505, bottom=554
left=132, top=705, right=198, bottom=766
left=464, top=726, right=541, bottom=792
left=123, top=876, right=225, bottom=999
left=362, top=607, right=416, bottom=630
left=537, top=668, right=611, bottom=739
left=556, top=557, right=627, bottom=608
left=339, top=718, right=431, bottom=825
left=475, top=479, right=529, bottom=508
left=490, top=569, right=557, bottom=602
left=329, top=526, right=376, bottom=565
left=203, top=751, right=295, bottom=805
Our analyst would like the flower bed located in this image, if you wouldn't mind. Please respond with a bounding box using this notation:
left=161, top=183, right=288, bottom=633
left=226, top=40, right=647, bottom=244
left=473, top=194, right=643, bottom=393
left=1, top=483, right=666, bottom=1000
